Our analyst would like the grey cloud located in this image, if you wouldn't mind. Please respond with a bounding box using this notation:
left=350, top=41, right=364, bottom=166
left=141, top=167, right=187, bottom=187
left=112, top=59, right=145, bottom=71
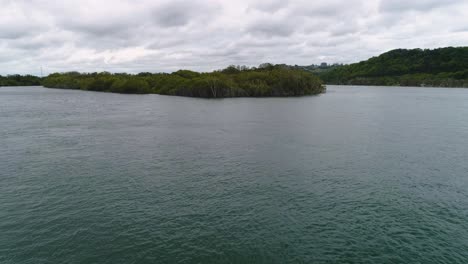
left=328, top=21, right=360, bottom=36
left=0, top=28, right=27, bottom=40
left=153, top=0, right=220, bottom=28
left=7, top=36, right=58, bottom=50
left=454, top=27, right=468, bottom=33
left=0, top=5, right=46, bottom=40
left=379, top=0, right=461, bottom=12
left=292, top=0, right=366, bottom=17
left=55, top=5, right=141, bottom=38
left=0, top=0, right=466, bottom=75
left=63, top=21, right=134, bottom=37
left=154, top=5, right=192, bottom=27
left=307, top=35, right=360, bottom=48
left=249, top=0, right=288, bottom=13
left=147, top=39, right=189, bottom=50
left=247, top=19, right=297, bottom=37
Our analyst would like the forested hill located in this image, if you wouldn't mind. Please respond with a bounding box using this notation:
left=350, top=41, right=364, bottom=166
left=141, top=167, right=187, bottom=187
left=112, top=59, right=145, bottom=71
left=43, top=65, right=325, bottom=98
left=321, top=47, right=468, bottom=87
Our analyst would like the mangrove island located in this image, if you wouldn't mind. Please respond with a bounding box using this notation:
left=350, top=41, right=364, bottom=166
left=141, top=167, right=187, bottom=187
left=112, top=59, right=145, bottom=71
left=42, top=64, right=325, bottom=98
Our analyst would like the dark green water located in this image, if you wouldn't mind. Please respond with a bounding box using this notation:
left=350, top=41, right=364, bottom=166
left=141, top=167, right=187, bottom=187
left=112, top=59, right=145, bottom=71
left=1, top=86, right=468, bottom=263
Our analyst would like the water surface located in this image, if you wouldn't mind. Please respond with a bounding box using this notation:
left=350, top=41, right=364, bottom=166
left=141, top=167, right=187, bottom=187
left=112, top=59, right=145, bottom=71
left=1, top=86, right=468, bottom=263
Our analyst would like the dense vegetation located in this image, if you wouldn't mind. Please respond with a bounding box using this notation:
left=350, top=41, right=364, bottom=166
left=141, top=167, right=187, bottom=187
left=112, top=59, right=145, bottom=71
left=321, top=47, right=468, bottom=87
left=43, top=64, right=325, bottom=97
left=5, top=47, right=468, bottom=92
left=0, top=75, right=42, bottom=86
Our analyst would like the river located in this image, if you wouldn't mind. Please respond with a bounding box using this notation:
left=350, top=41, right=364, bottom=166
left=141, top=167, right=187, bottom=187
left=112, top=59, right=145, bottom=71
left=1, top=85, right=467, bottom=263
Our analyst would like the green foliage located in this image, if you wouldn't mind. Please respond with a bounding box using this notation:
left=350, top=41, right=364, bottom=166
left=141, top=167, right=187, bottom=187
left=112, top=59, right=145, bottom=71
left=110, top=78, right=151, bottom=94
left=0, top=75, right=42, bottom=86
left=43, top=65, right=325, bottom=97
left=321, top=47, right=468, bottom=87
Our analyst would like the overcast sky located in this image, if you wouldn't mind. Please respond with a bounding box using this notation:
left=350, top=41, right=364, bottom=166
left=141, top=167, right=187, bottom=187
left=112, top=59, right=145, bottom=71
left=1, top=0, right=467, bottom=75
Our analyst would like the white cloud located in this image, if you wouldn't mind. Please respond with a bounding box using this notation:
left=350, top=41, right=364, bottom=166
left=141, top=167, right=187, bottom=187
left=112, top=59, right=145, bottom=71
left=0, top=0, right=466, bottom=75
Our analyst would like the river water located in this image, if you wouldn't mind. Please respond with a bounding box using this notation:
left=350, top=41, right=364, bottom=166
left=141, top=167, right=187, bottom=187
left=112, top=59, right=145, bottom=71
left=1, top=86, right=467, bottom=263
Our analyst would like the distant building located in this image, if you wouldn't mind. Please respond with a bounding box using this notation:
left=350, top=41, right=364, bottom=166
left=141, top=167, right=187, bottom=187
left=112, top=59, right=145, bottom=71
left=320, top=62, right=328, bottom=68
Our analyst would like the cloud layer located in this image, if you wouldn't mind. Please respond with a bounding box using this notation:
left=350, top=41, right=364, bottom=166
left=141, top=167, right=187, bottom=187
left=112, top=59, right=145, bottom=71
left=0, top=0, right=467, bottom=75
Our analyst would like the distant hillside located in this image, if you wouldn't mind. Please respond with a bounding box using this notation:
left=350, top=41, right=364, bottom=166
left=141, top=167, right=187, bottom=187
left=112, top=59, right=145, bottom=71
left=321, top=47, right=468, bottom=87
left=288, top=63, right=344, bottom=75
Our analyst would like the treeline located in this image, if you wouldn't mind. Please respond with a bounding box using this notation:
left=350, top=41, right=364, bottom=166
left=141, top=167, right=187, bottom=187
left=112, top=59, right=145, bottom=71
left=0, top=75, right=42, bottom=86
left=321, top=47, right=468, bottom=87
left=43, top=64, right=325, bottom=97
left=290, top=63, right=344, bottom=75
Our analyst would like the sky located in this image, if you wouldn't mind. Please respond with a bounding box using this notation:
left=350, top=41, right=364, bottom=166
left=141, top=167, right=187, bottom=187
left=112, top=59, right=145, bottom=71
left=1, top=0, right=467, bottom=75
